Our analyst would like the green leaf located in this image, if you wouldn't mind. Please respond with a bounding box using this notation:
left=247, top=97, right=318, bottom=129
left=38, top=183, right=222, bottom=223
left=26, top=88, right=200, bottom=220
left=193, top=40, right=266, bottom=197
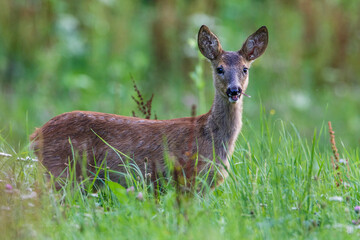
left=106, top=181, right=128, bottom=204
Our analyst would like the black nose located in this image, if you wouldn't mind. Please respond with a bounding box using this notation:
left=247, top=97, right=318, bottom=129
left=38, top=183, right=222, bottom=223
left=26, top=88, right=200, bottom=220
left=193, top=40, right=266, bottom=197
left=226, top=87, right=242, bottom=97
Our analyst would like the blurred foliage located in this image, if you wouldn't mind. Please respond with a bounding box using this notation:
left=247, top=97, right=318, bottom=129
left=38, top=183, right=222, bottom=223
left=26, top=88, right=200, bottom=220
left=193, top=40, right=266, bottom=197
left=0, top=0, right=359, bottom=148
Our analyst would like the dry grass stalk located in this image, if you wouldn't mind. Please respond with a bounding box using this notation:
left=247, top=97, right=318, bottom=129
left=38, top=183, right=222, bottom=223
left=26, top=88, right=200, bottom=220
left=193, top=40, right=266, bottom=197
left=328, top=121, right=342, bottom=187
left=131, top=78, right=157, bottom=120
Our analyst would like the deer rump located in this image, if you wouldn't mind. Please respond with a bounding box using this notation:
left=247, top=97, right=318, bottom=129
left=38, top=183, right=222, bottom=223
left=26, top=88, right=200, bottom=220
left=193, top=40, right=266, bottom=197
left=30, top=110, right=227, bottom=188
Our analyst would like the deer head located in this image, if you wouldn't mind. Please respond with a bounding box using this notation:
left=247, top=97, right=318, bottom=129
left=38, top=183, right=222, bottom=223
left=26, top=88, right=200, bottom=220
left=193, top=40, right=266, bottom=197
left=198, top=25, right=268, bottom=103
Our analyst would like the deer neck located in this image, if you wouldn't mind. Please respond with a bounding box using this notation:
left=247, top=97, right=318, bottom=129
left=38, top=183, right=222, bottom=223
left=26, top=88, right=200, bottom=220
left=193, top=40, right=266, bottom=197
left=207, top=91, right=243, bottom=156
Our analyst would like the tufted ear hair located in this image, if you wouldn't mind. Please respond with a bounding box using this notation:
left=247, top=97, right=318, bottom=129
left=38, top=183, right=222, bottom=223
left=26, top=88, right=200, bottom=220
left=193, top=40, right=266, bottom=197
left=239, top=26, right=268, bottom=61
left=198, top=25, right=223, bottom=60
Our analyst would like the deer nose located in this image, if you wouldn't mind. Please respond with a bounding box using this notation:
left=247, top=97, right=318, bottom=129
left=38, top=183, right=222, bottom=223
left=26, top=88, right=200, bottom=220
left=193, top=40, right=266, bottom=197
left=226, top=87, right=242, bottom=97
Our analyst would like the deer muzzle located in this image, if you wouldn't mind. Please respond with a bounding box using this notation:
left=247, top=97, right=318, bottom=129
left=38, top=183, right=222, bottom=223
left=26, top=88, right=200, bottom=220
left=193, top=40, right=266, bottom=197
left=226, top=87, right=242, bottom=103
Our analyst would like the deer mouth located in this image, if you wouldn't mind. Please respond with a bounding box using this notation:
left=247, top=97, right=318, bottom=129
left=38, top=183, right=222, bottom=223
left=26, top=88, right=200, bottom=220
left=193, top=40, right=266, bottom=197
left=226, top=87, right=241, bottom=103
left=227, top=92, right=251, bottom=103
left=226, top=87, right=251, bottom=103
left=228, top=94, right=240, bottom=103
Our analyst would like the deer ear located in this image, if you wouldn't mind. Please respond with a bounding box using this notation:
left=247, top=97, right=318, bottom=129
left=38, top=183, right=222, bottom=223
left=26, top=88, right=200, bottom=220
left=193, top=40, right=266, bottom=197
left=240, top=26, right=268, bottom=61
left=198, top=25, right=223, bottom=60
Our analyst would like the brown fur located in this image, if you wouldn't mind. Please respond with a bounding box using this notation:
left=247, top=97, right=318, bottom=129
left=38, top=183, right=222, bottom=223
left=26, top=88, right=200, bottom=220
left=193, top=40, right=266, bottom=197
left=30, top=25, right=268, bottom=189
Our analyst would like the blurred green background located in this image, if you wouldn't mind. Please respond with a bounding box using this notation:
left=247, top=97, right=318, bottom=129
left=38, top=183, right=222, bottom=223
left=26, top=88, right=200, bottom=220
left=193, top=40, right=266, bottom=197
left=0, top=0, right=359, bottom=149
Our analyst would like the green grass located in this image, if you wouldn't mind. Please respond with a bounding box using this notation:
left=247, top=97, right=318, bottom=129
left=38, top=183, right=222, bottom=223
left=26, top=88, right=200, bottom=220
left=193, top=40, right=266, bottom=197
left=1, top=109, right=359, bottom=239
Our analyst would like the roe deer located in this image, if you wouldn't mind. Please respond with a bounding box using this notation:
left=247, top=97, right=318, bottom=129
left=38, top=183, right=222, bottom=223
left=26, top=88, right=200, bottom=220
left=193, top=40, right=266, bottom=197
left=30, top=25, right=268, bottom=190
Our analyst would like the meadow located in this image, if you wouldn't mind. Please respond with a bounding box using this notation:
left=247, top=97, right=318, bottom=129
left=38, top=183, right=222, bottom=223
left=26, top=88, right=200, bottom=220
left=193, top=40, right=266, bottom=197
left=1, top=0, right=359, bottom=239
left=1, top=113, right=360, bottom=239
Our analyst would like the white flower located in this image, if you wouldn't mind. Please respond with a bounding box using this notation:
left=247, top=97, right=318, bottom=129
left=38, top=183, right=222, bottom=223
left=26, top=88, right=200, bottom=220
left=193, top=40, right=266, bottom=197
left=21, top=192, right=37, bottom=200
left=329, top=196, right=343, bottom=202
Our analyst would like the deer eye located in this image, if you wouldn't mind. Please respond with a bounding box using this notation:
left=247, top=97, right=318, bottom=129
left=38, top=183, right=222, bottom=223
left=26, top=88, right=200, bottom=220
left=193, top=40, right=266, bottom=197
left=216, top=66, right=224, bottom=75
left=243, top=67, right=248, bottom=74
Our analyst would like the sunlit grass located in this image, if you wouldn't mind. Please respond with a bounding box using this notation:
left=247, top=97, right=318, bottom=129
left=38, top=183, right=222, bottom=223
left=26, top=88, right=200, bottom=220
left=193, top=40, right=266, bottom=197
left=1, top=109, right=359, bottom=239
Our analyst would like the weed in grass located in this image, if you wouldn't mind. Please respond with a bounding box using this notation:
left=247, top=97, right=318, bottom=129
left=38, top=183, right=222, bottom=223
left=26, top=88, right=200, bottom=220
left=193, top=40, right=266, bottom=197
left=131, top=78, right=157, bottom=120
left=328, top=121, right=351, bottom=188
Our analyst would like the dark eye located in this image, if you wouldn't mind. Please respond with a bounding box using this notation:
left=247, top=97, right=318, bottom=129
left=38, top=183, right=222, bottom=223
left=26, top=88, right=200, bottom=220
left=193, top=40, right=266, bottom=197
left=243, top=67, right=248, bottom=74
left=216, top=66, right=224, bottom=75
